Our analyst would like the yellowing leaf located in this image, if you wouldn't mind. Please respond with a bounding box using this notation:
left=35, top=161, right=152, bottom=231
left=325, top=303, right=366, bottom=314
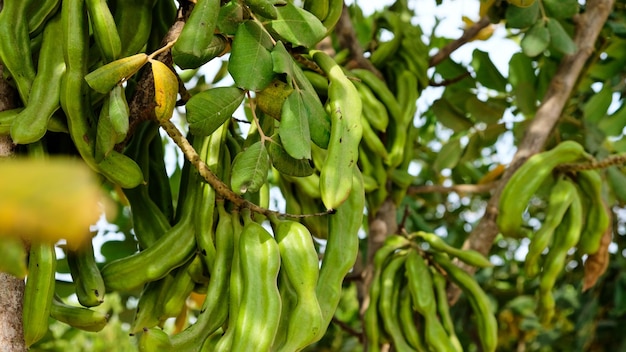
left=151, top=60, right=178, bottom=121
left=257, top=79, right=293, bottom=119
left=85, top=53, right=148, bottom=93
left=0, top=158, right=109, bottom=248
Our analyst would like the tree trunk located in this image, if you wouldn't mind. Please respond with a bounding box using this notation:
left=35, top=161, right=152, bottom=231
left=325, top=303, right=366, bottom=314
left=0, top=60, right=27, bottom=351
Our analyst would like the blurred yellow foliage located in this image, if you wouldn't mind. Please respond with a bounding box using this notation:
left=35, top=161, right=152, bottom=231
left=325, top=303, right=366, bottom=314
left=0, top=158, right=111, bottom=249
left=462, top=16, right=495, bottom=41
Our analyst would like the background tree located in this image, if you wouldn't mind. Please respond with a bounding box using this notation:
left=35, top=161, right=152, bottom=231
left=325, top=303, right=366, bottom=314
left=0, top=0, right=625, bottom=351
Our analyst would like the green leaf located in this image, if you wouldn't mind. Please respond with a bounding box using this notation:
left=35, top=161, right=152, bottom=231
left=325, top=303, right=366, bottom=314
left=607, top=166, right=626, bottom=204
left=505, top=1, right=540, bottom=29
left=243, top=0, right=278, bottom=19
left=218, top=1, right=244, bottom=35
left=508, top=53, right=537, bottom=115
left=292, top=65, right=331, bottom=148
left=271, top=41, right=294, bottom=80
left=101, top=240, right=138, bottom=262
left=521, top=20, right=550, bottom=57
left=280, top=91, right=312, bottom=160
left=434, top=58, right=475, bottom=90
left=471, top=50, right=507, bottom=92
left=431, top=98, right=473, bottom=133
left=599, top=104, right=626, bottom=137
left=460, top=124, right=506, bottom=162
left=230, top=141, right=270, bottom=194
left=547, top=18, right=576, bottom=55
left=433, top=137, right=463, bottom=172
left=95, top=101, right=116, bottom=162
left=465, top=97, right=506, bottom=124
left=268, top=134, right=315, bottom=177
left=266, top=2, right=327, bottom=48
left=229, top=21, right=275, bottom=91
left=583, top=83, right=614, bottom=124
left=186, top=87, right=245, bottom=136
left=108, top=85, right=129, bottom=140
left=542, top=0, right=579, bottom=19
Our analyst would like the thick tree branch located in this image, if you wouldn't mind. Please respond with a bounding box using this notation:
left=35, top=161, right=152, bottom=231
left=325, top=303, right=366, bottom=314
left=0, top=62, right=27, bottom=352
left=429, top=16, right=491, bottom=67
left=448, top=0, right=616, bottom=304
left=356, top=198, right=397, bottom=349
left=334, top=4, right=384, bottom=79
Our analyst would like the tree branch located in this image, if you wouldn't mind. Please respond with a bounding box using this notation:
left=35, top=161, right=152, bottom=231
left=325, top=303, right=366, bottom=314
left=447, top=0, right=616, bottom=304
left=429, top=16, right=491, bottom=67
left=407, top=182, right=495, bottom=195
left=159, top=119, right=331, bottom=219
left=332, top=316, right=363, bottom=342
left=334, top=3, right=384, bottom=79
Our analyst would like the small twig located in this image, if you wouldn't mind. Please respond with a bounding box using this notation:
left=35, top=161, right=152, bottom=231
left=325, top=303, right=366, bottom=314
left=429, top=71, right=472, bottom=87
left=555, top=153, right=626, bottom=172
left=331, top=316, right=363, bottom=342
left=429, top=16, right=491, bottom=67
left=407, top=182, right=496, bottom=195
left=159, top=119, right=330, bottom=219
left=397, top=205, right=411, bottom=233
left=247, top=91, right=272, bottom=144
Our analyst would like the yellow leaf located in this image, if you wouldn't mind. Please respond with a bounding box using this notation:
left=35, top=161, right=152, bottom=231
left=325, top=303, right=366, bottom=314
left=151, top=60, right=178, bottom=121
left=0, top=158, right=109, bottom=248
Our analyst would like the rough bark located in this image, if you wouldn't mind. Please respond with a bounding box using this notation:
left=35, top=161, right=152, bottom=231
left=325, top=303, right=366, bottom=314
left=448, top=0, right=616, bottom=304
left=0, top=61, right=27, bottom=352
